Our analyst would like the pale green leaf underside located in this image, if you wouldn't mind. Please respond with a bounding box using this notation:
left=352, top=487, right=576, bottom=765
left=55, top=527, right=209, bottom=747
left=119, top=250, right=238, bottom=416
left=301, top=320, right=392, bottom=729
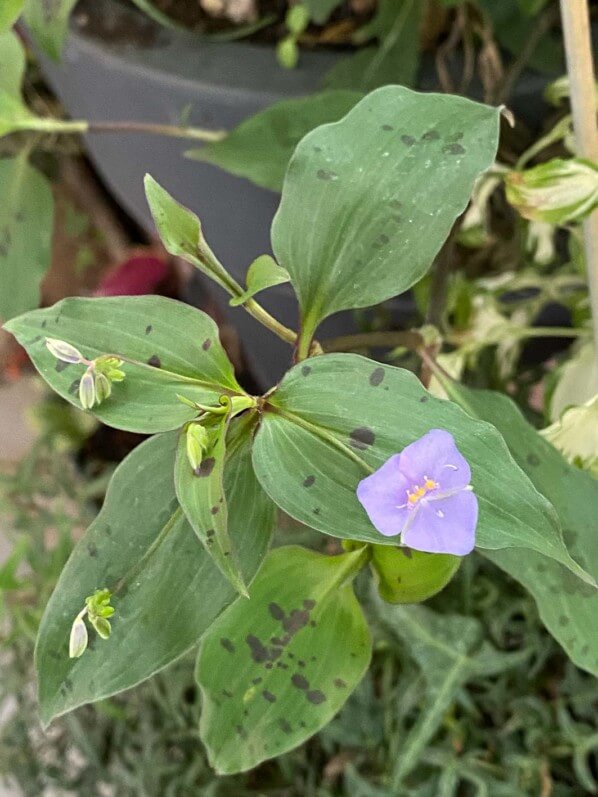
left=252, top=353, right=590, bottom=582
left=271, top=86, right=501, bottom=334
left=36, top=421, right=273, bottom=725
left=453, top=385, right=598, bottom=676
left=188, top=91, right=361, bottom=193
left=197, top=546, right=371, bottom=774
left=0, top=155, right=53, bottom=320
left=4, top=296, right=243, bottom=433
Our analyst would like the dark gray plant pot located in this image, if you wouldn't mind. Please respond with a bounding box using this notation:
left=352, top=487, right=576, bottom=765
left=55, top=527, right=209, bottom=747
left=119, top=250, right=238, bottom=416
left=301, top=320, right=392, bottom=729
left=36, top=0, right=376, bottom=387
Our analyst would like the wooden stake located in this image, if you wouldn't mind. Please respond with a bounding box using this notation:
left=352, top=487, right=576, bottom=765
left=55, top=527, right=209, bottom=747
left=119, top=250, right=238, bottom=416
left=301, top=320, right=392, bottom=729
left=560, top=0, right=598, bottom=355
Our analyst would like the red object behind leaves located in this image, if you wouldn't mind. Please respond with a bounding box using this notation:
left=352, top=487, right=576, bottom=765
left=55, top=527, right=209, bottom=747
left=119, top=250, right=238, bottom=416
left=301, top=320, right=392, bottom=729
left=94, top=250, right=170, bottom=297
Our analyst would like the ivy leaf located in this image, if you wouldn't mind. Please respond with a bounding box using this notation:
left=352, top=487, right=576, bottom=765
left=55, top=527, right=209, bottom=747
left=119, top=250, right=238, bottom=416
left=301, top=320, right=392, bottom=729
left=229, top=255, right=289, bottom=306
left=4, top=296, right=245, bottom=433
left=0, top=154, right=53, bottom=320
left=372, top=596, right=528, bottom=787
left=252, top=353, right=592, bottom=583
left=196, top=545, right=371, bottom=774
left=23, top=0, right=78, bottom=60
left=0, top=31, right=25, bottom=97
left=447, top=383, right=598, bottom=676
left=187, top=91, right=361, bottom=193
left=175, top=412, right=248, bottom=597
left=36, top=420, right=273, bottom=725
left=324, top=0, right=423, bottom=91
left=272, top=86, right=500, bottom=344
left=0, top=0, right=23, bottom=32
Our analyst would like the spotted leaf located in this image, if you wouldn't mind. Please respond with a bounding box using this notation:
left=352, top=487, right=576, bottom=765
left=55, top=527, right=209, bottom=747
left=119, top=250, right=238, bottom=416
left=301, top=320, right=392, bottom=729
left=252, top=353, right=592, bottom=584
left=36, top=423, right=272, bottom=725
left=196, top=545, right=371, bottom=774
left=272, top=86, right=501, bottom=345
left=4, top=296, right=244, bottom=433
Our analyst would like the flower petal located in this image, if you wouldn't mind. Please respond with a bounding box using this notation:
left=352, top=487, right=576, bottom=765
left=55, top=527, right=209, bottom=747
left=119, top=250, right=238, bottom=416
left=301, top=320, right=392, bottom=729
left=357, top=454, right=411, bottom=537
left=402, top=489, right=478, bottom=555
left=398, top=429, right=471, bottom=490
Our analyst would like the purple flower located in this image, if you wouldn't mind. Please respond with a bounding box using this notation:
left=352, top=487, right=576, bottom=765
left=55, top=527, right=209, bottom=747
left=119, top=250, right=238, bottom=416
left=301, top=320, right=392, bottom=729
left=356, top=429, right=478, bottom=556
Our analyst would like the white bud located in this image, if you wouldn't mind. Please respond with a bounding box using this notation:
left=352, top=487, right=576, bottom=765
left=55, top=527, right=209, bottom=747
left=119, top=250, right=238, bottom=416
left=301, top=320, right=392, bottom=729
left=69, top=615, right=88, bottom=658
left=79, top=369, right=96, bottom=410
left=95, top=372, right=112, bottom=403
left=45, top=338, right=83, bottom=364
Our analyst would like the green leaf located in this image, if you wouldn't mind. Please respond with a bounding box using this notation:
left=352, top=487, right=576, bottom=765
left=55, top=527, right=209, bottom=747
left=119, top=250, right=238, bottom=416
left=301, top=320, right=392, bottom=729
left=324, top=0, right=423, bottom=91
left=4, top=296, right=244, bottom=433
left=370, top=545, right=461, bottom=604
left=302, top=0, right=343, bottom=25
left=0, top=31, right=25, bottom=97
left=0, top=0, right=23, bottom=31
left=187, top=91, right=361, bottom=193
left=175, top=413, right=248, bottom=596
left=252, top=353, right=591, bottom=583
left=272, top=87, right=501, bottom=344
left=23, top=0, right=78, bottom=59
left=145, top=174, right=239, bottom=293
left=229, top=255, right=290, bottom=306
left=373, top=596, right=527, bottom=787
left=196, top=545, right=371, bottom=774
left=0, top=155, right=53, bottom=320
left=36, top=422, right=273, bottom=725
left=446, top=383, right=598, bottom=676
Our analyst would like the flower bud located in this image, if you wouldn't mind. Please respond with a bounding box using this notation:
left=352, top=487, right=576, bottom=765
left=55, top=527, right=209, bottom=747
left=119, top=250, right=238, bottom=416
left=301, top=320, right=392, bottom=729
left=45, top=338, right=83, bottom=364
left=505, top=158, right=598, bottom=225
left=79, top=369, right=96, bottom=410
left=186, top=423, right=210, bottom=473
left=69, top=615, right=88, bottom=658
left=94, top=372, right=112, bottom=403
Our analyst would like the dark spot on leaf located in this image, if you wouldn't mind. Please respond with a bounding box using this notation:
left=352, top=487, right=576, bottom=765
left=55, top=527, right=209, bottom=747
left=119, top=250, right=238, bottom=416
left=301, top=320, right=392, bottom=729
left=310, top=620, right=316, bottom=627
left=279, top=719, right=292, bottom=734
left=288, top=652, right=294, bottom=659
left=291, top=674, right=309, bottom=690
left=334, top=678, right=347, bottom=688
left=564, top=529, right=578, bottom=548
left=381, top=124, right=394, bottom=131
left=41, top=320, right=47, bottom=329
left=251, top=677, right=262, bottom=685
left=262, top=690, right=276, bottom=703
left=446, top=131, right=465, bottom=142
left=369, top=367, right=385, bottom=387
left=64, top=678, right=73, bottom=691
left=194, top=457, right=216, bottom=478
left=87, top=543, right=98, bottom=558
left=536, top=563, right=546, bottom=573
left=220, top=638, right=235, bottom=654
left=265, top=662, right=273, bottom=669
left=349, top=427, right=375, bottom=450
left=298, top=660, right=306, bottom=668
left=559, top=616, right=569, bottom=627
left=443, top=143, right=465, bottom=155
left=277, top=661, right=289, bottom=669
left=145, top=325, right=153, bottom=334
left=68, top=379, right=80, bottom=396
left=235, top=725, right=247, bottom=739
left=303, top=599, right=316, bottom=610
left=147, top=355, right=161, bottom=368
left=211, top=505, right=220, bottom=515
left=222, top=688, right=233, bottom=698
left=401, top=135, right=416, bottom=146
left=317, top=169, right=338, bottom=181
left=389, top=199, right=402, bottom=210
left=422, top=129, right=440, bottom=141
left=303, top=475, right=315, bottom=488
left=420, top=395, right=429, bottom=403
left=401, top=547, right=413, bottom=559
left=313, top=146, right=322, bottom=153
left=373, top=233, right=389, bottom=248
left=283, top=609, right=310, bottom=635
left=307, top=690, right=326, bottom=705
left=301, top=365, right=312, bottom=377
left=313, top=508, right=321, bottom=515
left=269, top=603, right=285, bottom=621
left=526, top=453, right=540, bottom=466
left=247, top=634, right=269, bottom=663
left=202, top=338, right=212, bottom=351
left=55, top=360, right=70, bottom=373
left=300, top=721, right=307, bottom=728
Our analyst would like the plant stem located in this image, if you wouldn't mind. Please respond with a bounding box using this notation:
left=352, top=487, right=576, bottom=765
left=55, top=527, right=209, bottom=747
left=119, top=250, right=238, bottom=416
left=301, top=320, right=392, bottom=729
left=87, top=121, right=226, bottom=142
left=560, top=0, right=598, bottom=358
